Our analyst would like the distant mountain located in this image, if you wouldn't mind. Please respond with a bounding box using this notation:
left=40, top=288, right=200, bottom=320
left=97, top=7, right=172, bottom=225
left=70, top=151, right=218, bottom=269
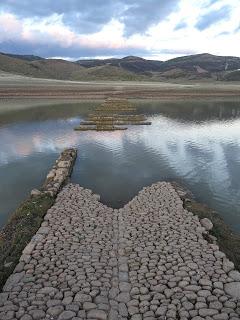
left=158, top=53, right=240, bottom=73
left=0, top=53, right=140, bottom=81
left=0, top=52, right=44, bottom=61
left=0, top=54, right=83, bottom=79
left=77, top=56, right=163, bottom=73
left=1, top=52, right=240, bottom=81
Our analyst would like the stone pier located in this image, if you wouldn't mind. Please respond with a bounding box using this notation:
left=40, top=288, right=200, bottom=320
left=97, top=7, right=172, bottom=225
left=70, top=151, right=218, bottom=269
left=1, top=182, right=240, bottom=319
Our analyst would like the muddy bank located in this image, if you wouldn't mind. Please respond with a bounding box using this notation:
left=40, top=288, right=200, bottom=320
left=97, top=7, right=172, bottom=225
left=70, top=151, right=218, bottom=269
left=0, top=149, right=77, bottom=290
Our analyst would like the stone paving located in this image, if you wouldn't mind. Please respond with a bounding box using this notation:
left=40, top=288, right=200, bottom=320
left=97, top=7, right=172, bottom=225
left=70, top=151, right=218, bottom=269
left=1, top=182, right=240, bottom=320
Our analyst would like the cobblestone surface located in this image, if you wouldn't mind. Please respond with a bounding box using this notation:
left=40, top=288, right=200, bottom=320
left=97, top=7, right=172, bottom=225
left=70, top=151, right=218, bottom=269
left=1, top=182, right=240, bottom=319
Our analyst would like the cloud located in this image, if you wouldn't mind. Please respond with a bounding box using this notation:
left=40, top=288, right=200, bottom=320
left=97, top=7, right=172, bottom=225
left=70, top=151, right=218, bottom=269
left=217, top=31, right=230, bottom=36
left=234, top=25, right=240, bottom=33
left=0, top=38, right=148, bottom=60
left=195, top=5, right=231, bottom=30
left=0, top=0, right=180, bottom=35
left=0, top=0, right=240, bottom=60
left=120, top=0, right=180, bottom=35
left=160, top=49, right=198, bottom=55
left=0, top=13, right=23, bottom=41
left=174, top=21, right=187, bottom=30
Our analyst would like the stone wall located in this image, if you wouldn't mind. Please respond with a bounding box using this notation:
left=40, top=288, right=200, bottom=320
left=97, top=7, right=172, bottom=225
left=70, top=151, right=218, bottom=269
left=31, top=148, right=77, bottom=198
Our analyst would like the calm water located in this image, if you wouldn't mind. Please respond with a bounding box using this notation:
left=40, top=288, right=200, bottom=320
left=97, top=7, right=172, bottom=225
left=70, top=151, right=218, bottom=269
left=1, top=99, right=240, bottom=232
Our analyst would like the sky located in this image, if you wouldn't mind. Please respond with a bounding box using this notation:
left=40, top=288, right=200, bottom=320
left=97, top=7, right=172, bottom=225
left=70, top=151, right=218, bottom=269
left=0, top=0, right=239, bottom=61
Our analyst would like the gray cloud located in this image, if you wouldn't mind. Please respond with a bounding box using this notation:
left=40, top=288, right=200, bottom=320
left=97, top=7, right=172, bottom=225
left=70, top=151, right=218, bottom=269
left=120, top=0, right=180, bottom=36
left=195, top=6, right=231, bottom=30
left=0, top=39, right=149, bottom=59
left=0, top=0, right=180, bottom=35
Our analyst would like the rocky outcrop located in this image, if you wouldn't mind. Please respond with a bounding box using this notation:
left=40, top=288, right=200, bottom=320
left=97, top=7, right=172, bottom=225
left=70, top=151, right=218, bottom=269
left=1, top=182, right=240, bottom=319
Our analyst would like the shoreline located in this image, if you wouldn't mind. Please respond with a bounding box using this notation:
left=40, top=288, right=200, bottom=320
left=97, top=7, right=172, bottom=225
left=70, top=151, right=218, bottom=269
left=0, top=96, right=240, bottom=117
left=0, top=77, right=240, bottom=101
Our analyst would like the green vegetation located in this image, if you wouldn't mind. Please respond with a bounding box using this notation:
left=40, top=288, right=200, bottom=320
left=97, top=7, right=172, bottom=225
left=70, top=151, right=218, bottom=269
left=0, top=194, right=54, bottom=290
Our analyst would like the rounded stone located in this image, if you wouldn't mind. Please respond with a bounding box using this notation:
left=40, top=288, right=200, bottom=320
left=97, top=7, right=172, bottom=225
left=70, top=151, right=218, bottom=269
left=200, top=218, right=213, bottom=231
left=58, top=310, right=76, bottom=320
left=87, top=309, right=107, bottom=320
left=47, top=306, right=64, bottom=317
left=229, top=271, right=240, bottom=281
left=224, top=282, right=240, bottom=298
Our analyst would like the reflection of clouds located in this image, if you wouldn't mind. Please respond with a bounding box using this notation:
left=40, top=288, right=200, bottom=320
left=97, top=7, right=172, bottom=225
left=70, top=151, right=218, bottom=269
left=79, top=130, right=126, bottom=153
left=0, top=117, right=129, bottom=165
left=132, top=117, right=240, bottom=182
left=1, top=116, right=240, bottom=167
left=129, top=116, right=240, bottom=220
left=1, top=115, right=240, bottom=176
left=0, top=120, right=80, bottom=165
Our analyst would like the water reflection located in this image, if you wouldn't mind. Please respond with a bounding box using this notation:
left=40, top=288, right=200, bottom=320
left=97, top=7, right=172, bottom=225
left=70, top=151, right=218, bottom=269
left=0, top=100, right=240, bottom=232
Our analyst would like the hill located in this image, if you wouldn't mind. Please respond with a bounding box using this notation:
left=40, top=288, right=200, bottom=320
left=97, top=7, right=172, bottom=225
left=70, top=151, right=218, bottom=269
left=0, top=52, right=44, bottom=61
left=158, top=53, right=240, bottom=72
left=72, top=64, right=142, bottom=81
left=0, top=54, right=83, bottom=79
left=223, top=70, right=240, bottom=81
left=1, top=52, right=240, bottom=81
left=77, top=56, right=163, bottom=73
left=0, top=54, right=141, bottom=81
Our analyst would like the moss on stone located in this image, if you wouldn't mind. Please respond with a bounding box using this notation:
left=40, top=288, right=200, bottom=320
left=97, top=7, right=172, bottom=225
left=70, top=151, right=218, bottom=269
left=0, top=194, right=54, bottom=290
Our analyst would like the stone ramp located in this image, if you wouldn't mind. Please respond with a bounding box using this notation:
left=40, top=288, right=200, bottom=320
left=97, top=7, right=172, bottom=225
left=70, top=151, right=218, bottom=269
left=1, top=182, right=240, bottom=320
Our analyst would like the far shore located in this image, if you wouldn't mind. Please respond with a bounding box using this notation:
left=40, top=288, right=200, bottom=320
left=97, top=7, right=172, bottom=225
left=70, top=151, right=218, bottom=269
left=0, top=74, right=240, bottom=103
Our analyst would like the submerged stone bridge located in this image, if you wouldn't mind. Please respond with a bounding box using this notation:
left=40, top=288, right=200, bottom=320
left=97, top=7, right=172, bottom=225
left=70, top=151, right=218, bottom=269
left=1, top=182, right=240, bottom=320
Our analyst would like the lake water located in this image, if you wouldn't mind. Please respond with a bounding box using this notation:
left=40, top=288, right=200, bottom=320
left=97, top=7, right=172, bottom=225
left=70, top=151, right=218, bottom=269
left=1, top=99, right=240, bottom=232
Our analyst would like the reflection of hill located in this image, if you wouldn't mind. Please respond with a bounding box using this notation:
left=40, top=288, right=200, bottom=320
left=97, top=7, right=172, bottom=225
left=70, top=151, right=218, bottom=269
left=135, top=100, right=240, bottom=122
left=0, top=102, right=97, bottom=125
left=1, top=100, right=240, bottom=126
